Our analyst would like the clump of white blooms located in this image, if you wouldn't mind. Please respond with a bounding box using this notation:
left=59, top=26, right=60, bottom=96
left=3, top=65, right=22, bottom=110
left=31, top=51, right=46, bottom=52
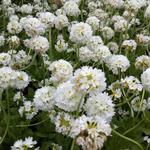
left=33, top=86, right=55, bottom=111
left=0, top=53, right=11, bottom=66
left=71, top=66, right=106, bottom=93
left=54, top=14, right=69, bottom=30
left=86, top=16, right=100, bottom=31
left=70, top=115, right=111, bottom=150
left=84, top=92, right=115, bottom=122
left=20, top=4, right=33, bottom=14
left=106, top=55, right=130, bottom=75
left=54, top=81, right=83, bottom=112
left=102, top=27, right=115, bottom=40
left=54, top=112, right=74, bottom=135
left=70, top=22, right=93, bottom=44
left=7, top=35, right=20, bottom=48
left=144, top=5, right=150, bottom=19
left=55, top=34, right=68, bottom=52
left=48, top=59, right=73, bottom=84
left=141, top=68, right=150, bottom=92
left=86, top=36, right=103, bottom=51
left=24, top=36, right=49, bottom=53
left=7, top=20, right=22, bottom=34
left=0, top=67, right=30, bottom=89
left=63, top=1, right=80, bottom=17
left=11, top=137, right=37, bottom=150
left=122, top=39, right=137, bottom=52
left=37, top=12, right=56, bottom=28
left=19, top=101, right=38, bottom=120
left=0, top=35, right=5, bottom=46
left=136, top=34, right=150, bottom=45
left=121, top=76, right=143, bottom=93
left=21, top=17, right=46, bottom=37
left=135, top=55, right=150, bottom=71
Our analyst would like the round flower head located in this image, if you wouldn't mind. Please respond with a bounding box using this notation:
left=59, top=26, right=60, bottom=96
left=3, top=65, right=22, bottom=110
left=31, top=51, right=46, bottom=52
left=70, top=22, right=93, bottom=44
left=136, top=34, right=150, bottom=45
left=49, top=59, right=73, bottom=84
left=92, top=45, right=111, bottom=63
left=122, top=39, right=137, bottom=52
left=54, top=112, right=74, bottom=135
left=121, top=76, right=143, bottom=93
left=141, top=68, right=150, bottom=92
left=7, top=35, right=20, bottom=49
left=86, top=16, right=100, bottom=31
left=54, top=81, right=83, bottom=112
left=20, top=4, right=33, bottom=14
left=79, top=46, right=94, bottom=62
left=135, top=55, right=150, bottom=71
left=0, top=53, right=11, bottom=66
left=114, top=19, right=128, bottom=32
left=24, top=36, right=49, bottom=53
left=71, top=66, right=106, bottom=93
left=13, top=71, right=30, bottom=90
left=102, top=27, right=115, bottom=40
left=37, top=12, right=56, bottom=28
left=54, top=14, right=69, bottom=30
left=33, top=86, right=55, bottom=111
left=86, top=36, right=103, bottom=51
left=63, top=1, right=80, bottom=17
left=21, top=17, right=46, bottom=37
left=144, top=5, right=150, bottom=19
left=107, top=0, right=124, bottom=8
left=84, top=93, right=115, bottom=122
left=107, top=42, right=119, bottom=54
left=7, top=20, right=22, bottom=34
left=70, top=115, right=111, bottom=150
left=106, top=55, right=130, bottom=75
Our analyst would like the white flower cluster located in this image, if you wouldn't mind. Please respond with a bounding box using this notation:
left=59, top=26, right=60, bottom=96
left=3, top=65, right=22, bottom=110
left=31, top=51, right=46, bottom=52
left=0, top=67, right=30, bottom=90
left=11, top=137, right=38, bottom=150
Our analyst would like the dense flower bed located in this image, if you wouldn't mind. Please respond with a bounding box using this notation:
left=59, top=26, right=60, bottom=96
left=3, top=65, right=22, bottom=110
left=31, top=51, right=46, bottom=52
left=0, top=0, right=150, bottom=150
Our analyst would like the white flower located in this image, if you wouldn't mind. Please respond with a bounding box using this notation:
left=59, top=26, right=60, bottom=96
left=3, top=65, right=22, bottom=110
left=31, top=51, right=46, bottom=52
left=21, top=17, right=46, bottom=37
left=55, top=34, right=68, bottom=52
left=2, top=0, right=11, bottom=6
left=86, top=16, right=100, bottom=31
left=0, top=53, right=11, bottom=66
left=84, top=92, right=114, bottom=122
left=20, top=4, right=33, bottom=14
left=92, top=45, right=111, bottom=63
left=86, top=36, right=103, bottom=51
left=107, top=42, right=119, bottom=53
left=23, top=137, right=37, bottom=148
left=121, top=76, right=143, bottom=92
left=106, top=55, right=130, bottom=75
left=71, top=66, right=106, bottom=93
left=0, top=35, right=5, bottom=46
left=135, top=55, right=150, bottom=71
left=49, top=59, right=73, bottom=84
left=136, top=34, right=150, bottom=45
left=33, top=86, right=55, bottom=111
left=54, top=81, right=83, bottom=112
left=70, top=22, right=93, bottom=44
left=114, top=19, right=128, bottom=32
left=37, top=12, right=56, bottom=28
left=7, top=20, right=22, bottom=34
left=122, top=39, right=137, bottom=52
left=102, top=27, right=115, bottom=40
left=145, top=5, right=150, bottom=19
left=79, top=46, right=94, bottom=62
left=70, top=115, right=111, bottom=149
left=54, top=15, right=69, bottom=30
left=19, top=101, right=38, bottom=120
left=107, top=0, right=124, bottom=8
left=24, top=36, right=49, bottom=53
left=54, top=112, right=74, bottom=135
left=63, top=1, right=80, bottom=17
left=7, top=35, right=20, bottom=48
left=141, top=68, right=150, bottom=92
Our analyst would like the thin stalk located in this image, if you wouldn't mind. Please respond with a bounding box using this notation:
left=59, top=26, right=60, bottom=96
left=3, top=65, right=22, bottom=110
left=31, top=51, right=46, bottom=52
left=0, top=89, right=10, bottom=145
left=112, top=129, right=144, bottom=150
left=48, top=28, right=53, bottom=59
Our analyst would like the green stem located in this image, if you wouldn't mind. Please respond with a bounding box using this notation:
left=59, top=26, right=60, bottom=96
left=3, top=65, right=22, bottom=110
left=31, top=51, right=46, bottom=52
left=80, top=0, right=85, bottom=21
left=0, top=89, right=10, bottom=145
left=112, top=129, right=144, bottom=150
left=48, top=28, right=53, bottom=59
left=70, top=138, right=75, bottom=150
left=20, top=53, right=37, bottom=71
left=123, top=119, right=143, bottom=135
